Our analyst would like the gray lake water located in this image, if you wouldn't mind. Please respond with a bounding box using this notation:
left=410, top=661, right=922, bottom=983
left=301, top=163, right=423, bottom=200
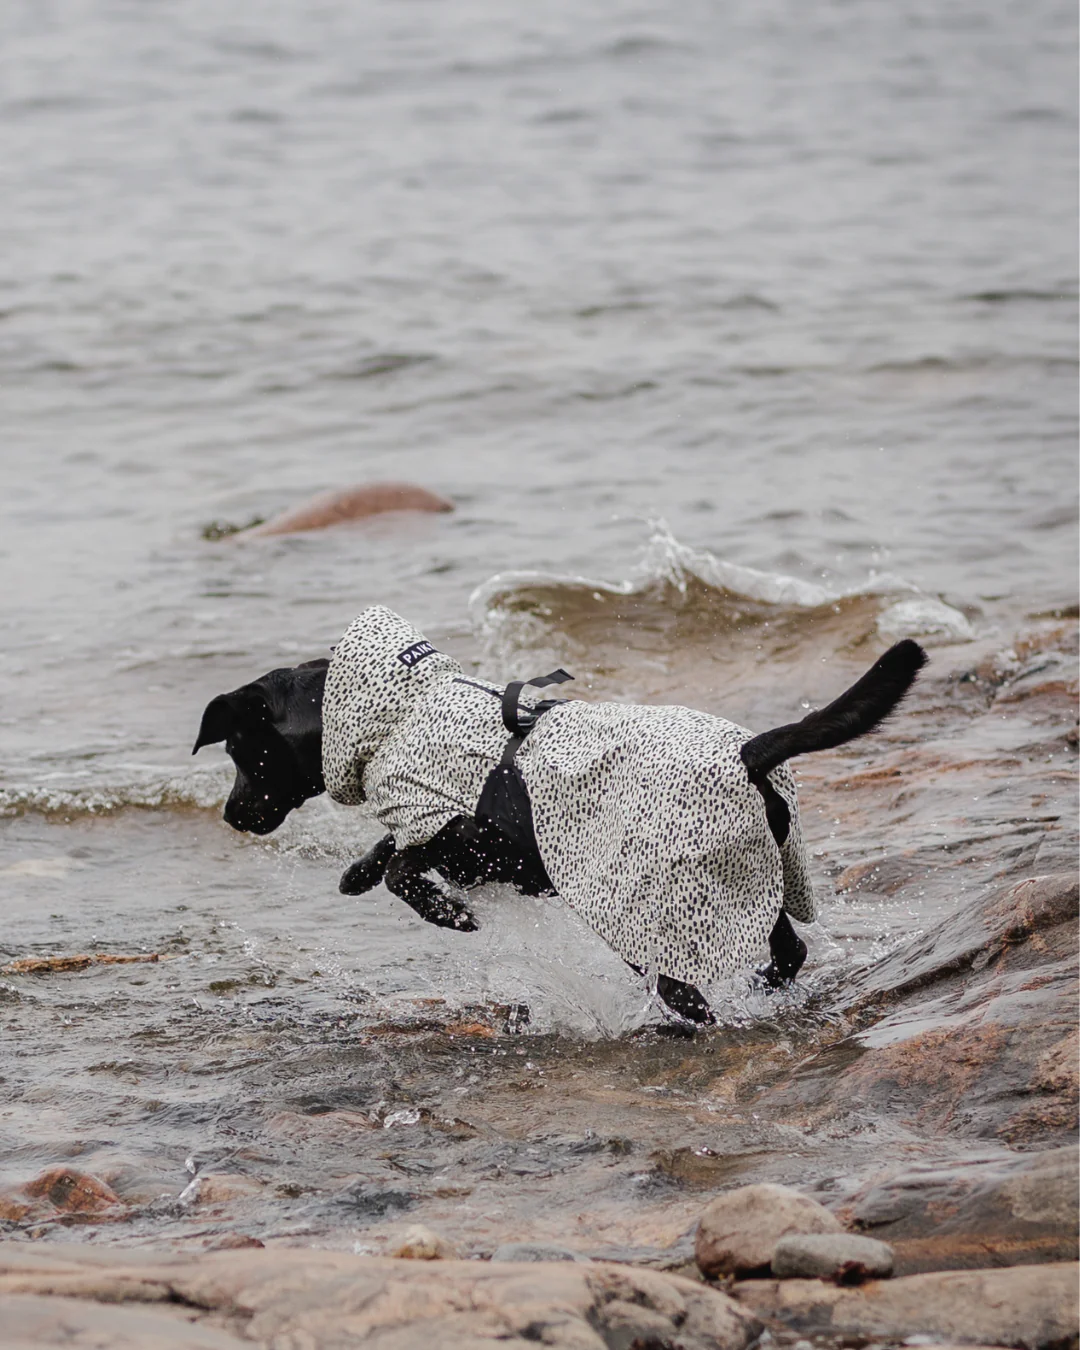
left=0, top=0, right=1076, bottom=1249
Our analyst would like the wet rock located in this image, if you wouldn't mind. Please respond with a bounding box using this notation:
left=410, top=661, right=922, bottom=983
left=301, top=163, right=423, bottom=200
left=732, top=1261, right=1078, bottom=1349
left=771, top=1232, right=894, bottom=1281
left=695, top=1183, right=843, bottom=1278
left=392, top=1224, right=460, bottom=1260
left=492, top=1242, right=588, bottom=1263
left=835, top=855, right=940, bottom=897
left=0, top=1242, right=762, bottom=1350
left=23, top=1167, right=122, bottom=1215
left=761, top=873, right=1079, bottom=1147
left=0, top=1191, right=32, bottom=1223
left=844, top=1146, right=1079, bottom=1274
left=1, top=952, right=164, bottom=975
left=0, top=1292, right=249, bottom=1350
left=847, top=872, right=1078, bottom=1008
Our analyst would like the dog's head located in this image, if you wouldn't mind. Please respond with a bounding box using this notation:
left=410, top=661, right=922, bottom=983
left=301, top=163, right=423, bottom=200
left=193, top=659, right=329, bottom=834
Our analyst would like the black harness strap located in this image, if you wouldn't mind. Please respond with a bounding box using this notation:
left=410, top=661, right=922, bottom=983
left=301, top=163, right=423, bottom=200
left=471, top=668, right=573, bottom=867
left=453, top=670, right=573, bottom=753
left=501, top=668, right=573, bottom=734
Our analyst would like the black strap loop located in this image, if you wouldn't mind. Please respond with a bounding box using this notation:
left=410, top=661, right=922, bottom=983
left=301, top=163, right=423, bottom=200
left=501, top=668, right=573, bottom=736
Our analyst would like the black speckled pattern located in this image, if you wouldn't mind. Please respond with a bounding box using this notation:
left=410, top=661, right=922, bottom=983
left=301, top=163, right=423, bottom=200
left=323, top=607, right=815, bottom=985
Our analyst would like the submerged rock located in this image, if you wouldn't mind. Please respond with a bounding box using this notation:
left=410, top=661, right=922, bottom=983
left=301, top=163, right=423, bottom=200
left=194, top=1174, right=266, bottom=1206
left=0, top=1167, right=125, bottom=1227
left=237, top=483, right=454, bottom=538
left=0, top=1191, right=31, bottom=1224
left=23, top=1168, right=122, bottom=1216
left=733, top=1261, right=1078, bottom=1350
left=771, top=1232, right=894, bottom=1281
left=491, top=1242, right=588, bottom=1263
left=695, top=1183, right=844, bottom=1278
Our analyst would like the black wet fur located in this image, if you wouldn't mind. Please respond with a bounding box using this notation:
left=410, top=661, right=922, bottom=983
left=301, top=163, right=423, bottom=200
left=755, top=910, right=808, bottom=989
left=739, top=639, right=927, bottom=1001
left=192, top=659, right=328, bottom=835
left=740, top=639, right=928, bottom=780
left=194, top=640, right=927, bottom=1025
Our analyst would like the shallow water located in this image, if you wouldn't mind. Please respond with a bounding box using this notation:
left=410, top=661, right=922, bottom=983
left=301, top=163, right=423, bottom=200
left=0, top=0, right=1076, bottom=1252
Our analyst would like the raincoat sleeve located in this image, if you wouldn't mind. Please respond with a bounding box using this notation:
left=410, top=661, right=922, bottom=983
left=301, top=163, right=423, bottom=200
left=325, top=751, right=366, bottom=805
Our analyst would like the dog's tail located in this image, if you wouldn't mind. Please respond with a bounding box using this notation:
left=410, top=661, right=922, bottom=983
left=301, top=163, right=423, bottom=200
left=740, top=639, right=928, bottom=779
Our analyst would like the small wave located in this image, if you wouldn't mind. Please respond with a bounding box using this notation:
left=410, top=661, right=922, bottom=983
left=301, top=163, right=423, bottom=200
left=602, top=34, right=686, bottom=58
left=0, top=764, right=231, bottom=819
left=323, top=352, right=435, bottom=382
left=469, top=521, right=972, bottom=683
left=213, top=37, right=306, bottom=63
left=966, top=288, right=1076, bottom=305
left=719, top=293, right=781, bottom=313
left=474, top=520, right=912, bottom=614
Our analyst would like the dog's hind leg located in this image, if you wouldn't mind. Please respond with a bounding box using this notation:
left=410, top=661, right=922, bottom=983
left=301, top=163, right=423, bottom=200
left=384, top=848, right=479, bottom=932
left=656, top=974, right=716, bottom=1025
left=747, top=768, right=806, bottom=988
left=339, top=834, right=397, bottom=895
left=758, top=910, right=808, bottom=988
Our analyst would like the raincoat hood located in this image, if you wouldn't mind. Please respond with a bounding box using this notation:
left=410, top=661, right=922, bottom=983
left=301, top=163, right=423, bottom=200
left=322, top=606, right=464, bottom=805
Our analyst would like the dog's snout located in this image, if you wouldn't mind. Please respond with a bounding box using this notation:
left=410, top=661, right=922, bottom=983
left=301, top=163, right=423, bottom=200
left=223, top=785, right=286, bottom=835
left=222, top=795, right=246, bottom=832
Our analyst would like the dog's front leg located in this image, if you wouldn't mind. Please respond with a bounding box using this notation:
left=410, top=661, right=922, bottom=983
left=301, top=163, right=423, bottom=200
left=384, top=848, right=479, bottom=932
left=339, top=834, right=397, bottom=895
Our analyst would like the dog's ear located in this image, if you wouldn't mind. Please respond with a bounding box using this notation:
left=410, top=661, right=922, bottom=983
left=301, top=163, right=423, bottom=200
left=192, top=688, right=270, bottom=754
left=296, top=657, right=330, bottom=672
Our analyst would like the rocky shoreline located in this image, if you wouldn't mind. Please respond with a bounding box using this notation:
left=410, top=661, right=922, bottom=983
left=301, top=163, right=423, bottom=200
left=1, top=1237, right=1076, bottom=1348
left=1, top=621, right=1076, bottom=1346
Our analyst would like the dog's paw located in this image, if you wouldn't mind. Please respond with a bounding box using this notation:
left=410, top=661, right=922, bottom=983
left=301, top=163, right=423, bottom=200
left=339, top=836, right=397, bottom=895
left=752, top=962, right=792, bottom=991
left=339, top=860, right=383, bottom=895
left=429, top=898, right=479, bottom=932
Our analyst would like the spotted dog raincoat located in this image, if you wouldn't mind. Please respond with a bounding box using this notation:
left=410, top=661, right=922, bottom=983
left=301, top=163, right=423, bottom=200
left=322, top=606, right=815, bottom=986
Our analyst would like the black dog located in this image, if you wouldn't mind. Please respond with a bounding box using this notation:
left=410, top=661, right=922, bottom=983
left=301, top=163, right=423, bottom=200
left=194, top=641, right=926, bottom=1023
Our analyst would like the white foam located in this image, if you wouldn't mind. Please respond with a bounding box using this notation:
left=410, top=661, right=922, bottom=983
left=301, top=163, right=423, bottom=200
left=876, top=597, right=975, bottom=642
left=0, top=762, right=232, bottom=818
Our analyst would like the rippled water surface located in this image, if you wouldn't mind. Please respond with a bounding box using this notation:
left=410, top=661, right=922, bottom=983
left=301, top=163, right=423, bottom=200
left=0, top=0, right=1076, bottom=1250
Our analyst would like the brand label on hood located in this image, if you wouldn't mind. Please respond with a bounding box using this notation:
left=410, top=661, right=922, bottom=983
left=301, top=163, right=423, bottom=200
left=396, top=640, right=438, bottom=668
